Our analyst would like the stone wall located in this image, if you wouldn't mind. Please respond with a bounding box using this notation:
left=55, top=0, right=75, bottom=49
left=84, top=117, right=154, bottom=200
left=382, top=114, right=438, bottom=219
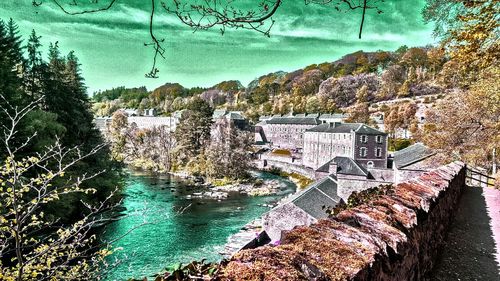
left=262, top=203, right=317, bottom=243
left=337, top=178, right=393, bottom=201
left=221, top=161, right=466, bottom=280
left=258, top=159, right=316, bottom=179
left=368, top=167, right=395, bottom=182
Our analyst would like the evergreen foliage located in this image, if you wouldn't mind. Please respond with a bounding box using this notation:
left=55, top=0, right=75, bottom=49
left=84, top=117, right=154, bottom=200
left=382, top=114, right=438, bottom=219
left=0, top=19, right=122, bottom=221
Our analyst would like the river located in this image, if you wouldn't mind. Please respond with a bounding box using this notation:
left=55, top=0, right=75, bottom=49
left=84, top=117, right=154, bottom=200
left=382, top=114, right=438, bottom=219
left=101, top=171, right=296, bottom=280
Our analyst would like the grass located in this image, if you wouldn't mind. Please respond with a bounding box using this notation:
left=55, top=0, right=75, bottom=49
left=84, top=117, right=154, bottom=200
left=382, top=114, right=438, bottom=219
left=271, top=149, right=292, bottom=157
left=268, top=167, right=313, bottom=189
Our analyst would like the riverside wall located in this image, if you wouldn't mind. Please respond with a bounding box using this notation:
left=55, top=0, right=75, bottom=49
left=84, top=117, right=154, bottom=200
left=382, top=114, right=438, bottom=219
left=221, top=161, right=466, bottom=280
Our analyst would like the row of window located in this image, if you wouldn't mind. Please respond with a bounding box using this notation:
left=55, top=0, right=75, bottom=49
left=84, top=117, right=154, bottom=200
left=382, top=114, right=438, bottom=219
left=359, top=147, right=383, bottom=158
left=307, top=143, right=352, bottom=154
left=317, top=133, right=351, bottom=141
left=360, top=135, right=384, bottom=143
left=269, top=126, right=306, bottom=133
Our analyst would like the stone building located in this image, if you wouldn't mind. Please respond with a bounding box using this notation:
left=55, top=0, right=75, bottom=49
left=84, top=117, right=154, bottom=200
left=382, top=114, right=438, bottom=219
left=303, top=123, right=388, bottom=170
left=212, top=110, right=247, bottom=130
left=257, top=116, right=321, bottom=149
left=393, top=142, right=436, bottom=183
left=262, top=176, right=343, bottom=242
left=211, top=111, right=249, bottom=141
left=319, top=113, right=348, bottom=124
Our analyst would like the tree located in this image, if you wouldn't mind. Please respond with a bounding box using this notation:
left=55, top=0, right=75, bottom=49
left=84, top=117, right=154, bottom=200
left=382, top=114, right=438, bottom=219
left=400, top=47, right=428, bottom=68
left=109, top=110, right=128, bottom=161
left=420, top=68, right=499, bottom=168
left=378, top=65, right=405, bottom=100
left=174, top=97, right=213, bottom=167
left=427, top=46, right=446, bottom=79
left=423, top=0, right=499, bottom=84
left=384, top=102, right=418, bottom=138
left=0, top=20, right=24, bottom=118
left=317, top=73, right=380, bottom=108
left=0, top=99, right=116, bottom=281
left=419, top=0, right=499, bottom=171
left=206, top=118, right=252, bottom=180
left=24, top=30, right=43, bottom=99
left=345, top=85, right=371, bottom=124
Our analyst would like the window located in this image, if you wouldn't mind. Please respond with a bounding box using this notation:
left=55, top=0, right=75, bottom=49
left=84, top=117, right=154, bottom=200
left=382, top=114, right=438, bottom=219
left=376, top=135, right=383, bottom=143
left=376, top=148, right=382, bottom=158
left=360, top=147, right=367, bottom=157
left=361, top=135, right=368, bottom=143
left=367, top=161, right=374, bottom=168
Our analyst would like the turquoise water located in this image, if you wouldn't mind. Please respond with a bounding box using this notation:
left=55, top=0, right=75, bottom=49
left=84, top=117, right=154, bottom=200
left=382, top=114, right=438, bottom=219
left=102, top=172, right=296, bottom=280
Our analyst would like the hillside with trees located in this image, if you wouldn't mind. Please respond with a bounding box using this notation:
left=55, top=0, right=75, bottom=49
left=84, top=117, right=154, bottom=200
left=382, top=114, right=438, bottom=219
left=92, top=46, right=450, bottom=122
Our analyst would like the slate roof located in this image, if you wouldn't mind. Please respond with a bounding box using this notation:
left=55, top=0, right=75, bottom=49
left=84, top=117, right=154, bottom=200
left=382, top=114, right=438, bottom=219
left=393, top=143, right=435, bottom=169
left=226, top=112, right=245, bottom=120
left=213, top=109, right=228, bottom=119
left=288, top=176, right=343, bottom=219
left=266, top=117, right=321, bottom=125
left=172, top=109, right=186, bottom=119
left=306, top=123, right=386, bottom=135
left=213, top=110, right=246, bottom=120
left=316, top=156, right=369, bottom=177
left=356, top=124, right=386, bottom=135
left=319, top=113, right=347, bottom=119
left=306, top=123, right=359, bottom=133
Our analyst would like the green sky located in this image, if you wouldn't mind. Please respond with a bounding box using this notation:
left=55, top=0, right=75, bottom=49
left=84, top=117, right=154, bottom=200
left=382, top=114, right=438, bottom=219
left=0, top=1, right=435, bottom=94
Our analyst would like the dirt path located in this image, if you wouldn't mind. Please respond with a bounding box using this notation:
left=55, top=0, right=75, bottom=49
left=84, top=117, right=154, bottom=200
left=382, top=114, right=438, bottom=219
left=431, top=186, right=500, bottom=280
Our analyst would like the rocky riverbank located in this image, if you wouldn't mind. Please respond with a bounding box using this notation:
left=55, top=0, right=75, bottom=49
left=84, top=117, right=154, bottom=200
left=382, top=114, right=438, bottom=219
left=184, top=178, right=289, bottom=200
left=220, top=219, right=264, bottom=258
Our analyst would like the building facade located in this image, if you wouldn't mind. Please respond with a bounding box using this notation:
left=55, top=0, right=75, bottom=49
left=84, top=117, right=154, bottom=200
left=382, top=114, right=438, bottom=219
left=303, top=123, right=388, bottom=170
left=258, top=116, right=321, bottom=149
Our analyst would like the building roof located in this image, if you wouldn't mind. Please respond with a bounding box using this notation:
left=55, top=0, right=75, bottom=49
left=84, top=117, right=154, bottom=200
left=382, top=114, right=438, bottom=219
left=306, top=123, right=386, bottom=135
left=226, top=112, right=245, bottom=120
left=290, top=176, right=343, bottom=219
left=356, top=124, right=386, bottom=135
left=319, top=113, right=347, bottom=119
left=393, top=143, right=436, bottom=169
left=316, top=156, right=369, bottom=177
left=371, top=115, right=384, bottom=125
left=213, top=109, right=228, bottom=119
left=266, top=117, right=321, bottom=125
left=255, top=120, right=267, bottom=126
left=306, top=113, right=320, bottom=118
left=213, top=110, right=246, bottom=121
left=172, top=109, right=186, bottom=119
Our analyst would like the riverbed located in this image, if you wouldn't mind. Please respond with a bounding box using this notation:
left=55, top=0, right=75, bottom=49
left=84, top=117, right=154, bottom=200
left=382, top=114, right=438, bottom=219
left=101, top=171, right=296, bottom=280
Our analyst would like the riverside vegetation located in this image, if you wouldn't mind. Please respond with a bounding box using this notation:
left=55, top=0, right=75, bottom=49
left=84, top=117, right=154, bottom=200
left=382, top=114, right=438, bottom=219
left=0, top=20, right=122, bottom=280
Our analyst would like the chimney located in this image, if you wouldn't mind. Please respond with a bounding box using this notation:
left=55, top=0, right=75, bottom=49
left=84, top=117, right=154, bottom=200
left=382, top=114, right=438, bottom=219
left=329, top=161, right=338, bottom=175
left=328, top=122, right=341, bottom=128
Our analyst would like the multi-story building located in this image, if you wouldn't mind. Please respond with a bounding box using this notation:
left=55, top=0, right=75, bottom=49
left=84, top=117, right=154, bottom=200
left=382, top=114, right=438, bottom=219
left=303, top=122, right=388, bottom=169
left=258, top=116, right=321, bottom=149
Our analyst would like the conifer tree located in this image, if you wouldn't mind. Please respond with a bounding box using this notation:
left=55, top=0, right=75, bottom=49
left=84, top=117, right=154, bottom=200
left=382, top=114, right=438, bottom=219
left=6, top=18, right=23, bottom=63
left=25, top=29, right=44, bottom=99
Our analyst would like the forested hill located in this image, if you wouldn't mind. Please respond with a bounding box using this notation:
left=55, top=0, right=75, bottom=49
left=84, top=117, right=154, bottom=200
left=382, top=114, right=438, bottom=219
left=92, top=46, right=453, bottom=120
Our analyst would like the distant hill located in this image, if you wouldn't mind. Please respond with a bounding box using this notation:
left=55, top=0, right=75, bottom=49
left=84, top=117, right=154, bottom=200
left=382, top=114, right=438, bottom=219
left=92, top=46, right=452, bottom=120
